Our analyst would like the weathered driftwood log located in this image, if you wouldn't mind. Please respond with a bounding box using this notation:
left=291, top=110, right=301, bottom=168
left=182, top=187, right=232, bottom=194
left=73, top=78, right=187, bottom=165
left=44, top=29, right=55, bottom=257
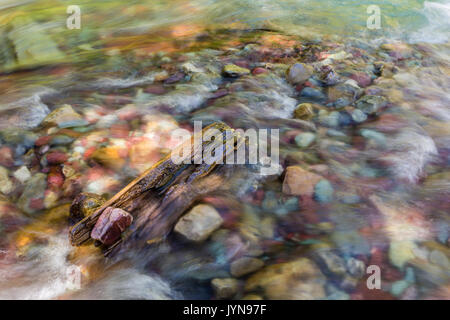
left=69, top=122, right=244, bottom=255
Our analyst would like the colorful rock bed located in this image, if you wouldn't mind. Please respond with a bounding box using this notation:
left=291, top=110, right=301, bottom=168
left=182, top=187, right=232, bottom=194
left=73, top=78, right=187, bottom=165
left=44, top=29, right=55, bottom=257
left=0, top=28, right=449, bottom=300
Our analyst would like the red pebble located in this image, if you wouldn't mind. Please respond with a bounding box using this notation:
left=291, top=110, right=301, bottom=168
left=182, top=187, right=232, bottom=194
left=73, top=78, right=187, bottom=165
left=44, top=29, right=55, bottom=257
left=48, top=171, right=64, bottom=189
left=252, top=67, right=267, bottom=75
left=295, top=84, right=304, bottom=92
left=83, top=146, right=97, bottom=160
left=0, top=146, right=14, bottom=167
left=35, top=136, right=52, bottom=147
left=46, top=152, right=68, bottom=165
left=91, top=207, right=133, bottom=245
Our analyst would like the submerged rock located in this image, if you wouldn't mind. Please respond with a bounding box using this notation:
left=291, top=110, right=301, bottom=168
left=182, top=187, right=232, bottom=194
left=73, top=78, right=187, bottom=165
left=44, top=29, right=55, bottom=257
left=0, top=166, right=14, bottom=195
left=91, top=145, right=126, bottom=170
left=360, top=129, right=387, bottom=147
left=314, top=179, right=334, bottom=203
left=223, top=64, right=250, bottom=77
left=350, top=109, right=368, bottom=123
left=0, top=100, right=50, bottom=130
left=389, top=240, right=418, bottom=269
left=245, top=258, right=326, bottom=300
left=346, top=258, right=366, bottom=279
left=0, top=129, right=38, bottom=157
left=295, top=132, right=316, bottom=148
left=230, top=257, right=264, bottom=277
left=182, top=62, right=204, bottom=74
left=44, top=151, right=68, bottom=165
left=300, top=87, right=326, bottom=102
left=314, top=249, right=347, bottom=277
left=252, top=67, right=267, bottom=75
left=356, top=95, right=388, bottom=115
left=293, top=103, right=315, bottom=120
left=287, top=63, right=312, bottom=85
left=390, top=279, right=411, bottom=297
left=318, top=110, right=340, bottom=128
left=211, top=278, right=239, bottom=299
left=0, top=146, right=14, bottom=167
left=164, top=72, right=185, bottom=84
left=13, top=166, right=31, bottom=183
left=380, top=43, right=413, bottom=60
left=41, top=104, right=88, bottom=128
left=17, top=172, right=47, bottom=214
left=242, top=294, right=263, bottom=300
left=69, top=192, right=106, bottom=225
left=317, top=65, right=340, bottom=86
left=327, top=82, right=363, bottom=104
left=282, top=166, right=323, bottom=197
left=174, top=204, right=223, bottom=241
left=350, top=72, right=372, bottom=88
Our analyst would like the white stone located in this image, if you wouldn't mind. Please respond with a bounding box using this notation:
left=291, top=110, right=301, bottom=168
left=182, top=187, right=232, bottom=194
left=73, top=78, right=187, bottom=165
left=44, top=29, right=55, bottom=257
left=13, top=166, right=31, bottom=183
left=174, top=204, right=223, bottom=241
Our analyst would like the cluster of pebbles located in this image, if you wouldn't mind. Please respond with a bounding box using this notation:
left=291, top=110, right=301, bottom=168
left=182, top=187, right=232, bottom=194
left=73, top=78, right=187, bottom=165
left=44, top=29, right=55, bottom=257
left=0, top=31, right=449, bottom=299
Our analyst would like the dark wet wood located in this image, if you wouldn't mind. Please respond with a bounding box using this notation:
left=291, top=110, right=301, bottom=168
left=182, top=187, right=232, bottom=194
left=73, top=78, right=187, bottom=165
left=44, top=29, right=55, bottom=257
left=69, top=122, right=243, bottom=255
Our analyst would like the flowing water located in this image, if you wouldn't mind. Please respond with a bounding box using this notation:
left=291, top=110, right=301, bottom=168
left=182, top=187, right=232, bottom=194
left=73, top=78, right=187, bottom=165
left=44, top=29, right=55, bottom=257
left=0, top=0, right=449, bottom=300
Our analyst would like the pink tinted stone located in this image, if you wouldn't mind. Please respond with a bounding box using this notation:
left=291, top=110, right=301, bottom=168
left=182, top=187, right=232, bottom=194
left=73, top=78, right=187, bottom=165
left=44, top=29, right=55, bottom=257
left=350, top=72, right=372, bottom=88
left=211, top=88, right=228, bottom=99
left=252, top=67, right=267, bottom=75
left=91, top=207, right=133, bottom=245
left=164, top=72, right=185, bottom=84
left=46, top=151, right=68, bottom=165
left=0, top=147, right=14, bottom=167
left=35, top=136, right=52, bottom=147
left=47, top=170, right=64, bottom=188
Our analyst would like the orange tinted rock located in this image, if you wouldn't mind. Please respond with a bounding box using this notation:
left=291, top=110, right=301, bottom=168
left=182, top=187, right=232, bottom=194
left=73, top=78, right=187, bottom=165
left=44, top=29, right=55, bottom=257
left=282, top=166, right=322, bottom=197
left=91, top=146, right=126, bottom=170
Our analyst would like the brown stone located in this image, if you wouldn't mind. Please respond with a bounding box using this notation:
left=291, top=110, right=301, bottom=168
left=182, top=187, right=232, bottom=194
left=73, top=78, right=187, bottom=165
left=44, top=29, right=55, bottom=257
left=245, top=258, right=326, bottom=300
left=230, top=257, right=264, bottom=277
left=282, top=166, right=322, bottom=197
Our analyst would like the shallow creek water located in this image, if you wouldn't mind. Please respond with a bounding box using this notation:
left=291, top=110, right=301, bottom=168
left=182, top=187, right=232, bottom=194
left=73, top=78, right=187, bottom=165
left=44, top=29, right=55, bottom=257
left=0, top=1, right=449, bottom=299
